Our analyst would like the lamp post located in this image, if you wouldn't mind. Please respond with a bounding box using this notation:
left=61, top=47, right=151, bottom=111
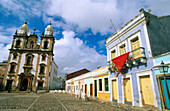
left=158, top=61, right=170, bottom=103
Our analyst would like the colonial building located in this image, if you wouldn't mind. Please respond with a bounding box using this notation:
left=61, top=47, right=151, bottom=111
left=93, top=66, right=110, bottom=101
left=153, top=52, right=170, bottom=110
left=2, top=22, right=58, bottom=92
left=65, top=66, right=110, bottom=101
left=65, top=68, right=90, bottom=93
left=0, top=61, right=7, bottom=90
left=105, top=9, right=170, bottom=110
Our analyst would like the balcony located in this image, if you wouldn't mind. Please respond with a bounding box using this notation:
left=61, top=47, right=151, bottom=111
left=108, top=47, right=147, bottom=72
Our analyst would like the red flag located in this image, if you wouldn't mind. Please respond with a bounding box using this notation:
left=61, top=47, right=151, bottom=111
left=112, top=52, right=129, bottom=77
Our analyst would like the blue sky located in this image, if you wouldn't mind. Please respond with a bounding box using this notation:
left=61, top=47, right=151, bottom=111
left=0, top=0, right=170, bottom=78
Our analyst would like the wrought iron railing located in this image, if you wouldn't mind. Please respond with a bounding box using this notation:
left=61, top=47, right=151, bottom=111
left=108, top=47, right=147, bottom=71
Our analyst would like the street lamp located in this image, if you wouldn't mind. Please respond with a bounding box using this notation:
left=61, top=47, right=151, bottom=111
left=158, top=61, right=170, bottom=104
left=158, top=61, right=169, bottom=73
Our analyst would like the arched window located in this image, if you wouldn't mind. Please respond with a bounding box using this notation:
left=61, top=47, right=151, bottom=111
left=42, top=55, right=46, bottom=61
left=43, top=41, right=48, bottom=49
left=40, top=66, right=45, bottom=74
left=26, top=56, right=31, bottom=65
left=25, top=54, right=34, bottom=66
left=9, top=62, right=17, bottom=73
left=15, top=40, right=21, bottom=48
left=13, top=53, right=18, bottom=60
left=30, top=41, right=34, bottom=48
left=9, top=64, right=15, bottom=73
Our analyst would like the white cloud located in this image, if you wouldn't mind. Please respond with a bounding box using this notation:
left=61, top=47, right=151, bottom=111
left=1, top=0, right=170, bottom=34
left=53, top=30, right=107, bottom=77
left=0, top=26, right=18, bottom=43
left=98, top=40, right=105, bottom=48
left=0, top=0, right=43, bottom=19
left=0, top=44, right=11, bottom=62
left=43, top=0, right=170, bottom=34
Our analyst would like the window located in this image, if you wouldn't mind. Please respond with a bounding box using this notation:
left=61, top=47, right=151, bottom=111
left=26, top=56, right=31, bottom=65
left=43, top=41, right=48, bottom=49
left=42, top=55, right=46, bottom=61
left=30, top=41, right=34, bottom=48
left=40, top=66, right=45, bottom=74
left=104, top=78, right=109, bottom=91
left=15, top=40, right=21, bottom=48
left=119, top=44, right=126, bottom=55
left=13, top=54, right=17, bottom=60
left=131, top=37, right=140, bottom=50
left=131, top=37, right=141, bottom=59
left=25, top=54, right=34, bottom=66
left=99, top=79, right=102, bottom=91
left=111, top=50, right=116, bottom=59
left=9, top=64, right=15, bottom=73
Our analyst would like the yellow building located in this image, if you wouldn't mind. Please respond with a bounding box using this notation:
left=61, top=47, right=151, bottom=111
left=93, top=66, right=110, bottom=101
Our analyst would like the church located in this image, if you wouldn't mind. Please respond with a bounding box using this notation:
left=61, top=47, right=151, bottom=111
left=2, top=22, right=58, bottom=92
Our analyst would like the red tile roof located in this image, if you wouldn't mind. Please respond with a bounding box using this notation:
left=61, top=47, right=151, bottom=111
left=65, top=68, right=90, bottom=80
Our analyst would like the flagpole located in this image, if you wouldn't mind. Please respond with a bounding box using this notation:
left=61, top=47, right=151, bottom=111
left=110, top=19, right=126, bottom=54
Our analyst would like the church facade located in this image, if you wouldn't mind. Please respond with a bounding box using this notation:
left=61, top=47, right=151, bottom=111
left=2, top=22, right=57, bottom=92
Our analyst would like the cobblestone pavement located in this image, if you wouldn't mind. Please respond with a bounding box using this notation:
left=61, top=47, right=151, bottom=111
left=0, top=93, right=159, bottom=111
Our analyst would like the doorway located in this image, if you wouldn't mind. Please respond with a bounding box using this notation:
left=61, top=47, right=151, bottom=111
left=90, top=84, right=93, bottom=96
left=140, top=75, right=154, bottom=106
left=123, top=78, right=132, bottom=104
left=6, top=80, right=12, bottom=90
left=112, top=80, right=117, bottom=102
left=38, top=82, right=43, bottom=90
left=160, top=77, right=170, bottom=109
left=94, top=80, right=97, bottom=97
left=85, top=84, right=87, bottom=94
left=20, top=79, right=28, bottom=91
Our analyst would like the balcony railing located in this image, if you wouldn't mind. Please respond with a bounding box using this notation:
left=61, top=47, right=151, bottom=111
left=108, top=47, right=147, bottom=72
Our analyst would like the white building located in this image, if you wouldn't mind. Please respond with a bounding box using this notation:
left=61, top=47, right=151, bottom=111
left=3, top=22, right=58, bottom=92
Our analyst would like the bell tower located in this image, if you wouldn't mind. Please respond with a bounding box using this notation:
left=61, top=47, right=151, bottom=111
left=11, top=22, right=29, bottom=50
left=38, top=22, right=55, bottom=90
left=40, top=22, right=55, bottom=53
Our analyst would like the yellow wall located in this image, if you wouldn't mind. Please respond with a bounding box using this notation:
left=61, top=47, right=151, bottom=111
left=93, top=74, right=110, bottom=101
left=98, top=92, right=110, bottom=101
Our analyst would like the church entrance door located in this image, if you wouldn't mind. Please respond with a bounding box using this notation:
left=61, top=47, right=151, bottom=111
left=20, top=79, right=28, bottom=91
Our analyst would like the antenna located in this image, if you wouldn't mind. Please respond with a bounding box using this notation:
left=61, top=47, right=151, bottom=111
left=110, top=19, right=117, bottom=33
left=110, top=19, right=126, bottom=54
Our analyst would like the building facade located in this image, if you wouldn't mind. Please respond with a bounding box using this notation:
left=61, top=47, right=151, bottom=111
left=2, top=22, right=57, bottom=92
left=93, top=66, right=110, bottom=101
left=105, top=9, right=168, bottom=109
left=153, top=52, right=170, bottom=109
left=84, top=72, right=93, bottom=97
left=0, top=61, right=7, bottom=90
left=65, top=68, right=90, bottom=93
left=49, top=60, right=58, bottom=90
left=65, top=66, right=110, bottom=101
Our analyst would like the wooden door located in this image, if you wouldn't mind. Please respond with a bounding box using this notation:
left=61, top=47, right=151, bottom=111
left=140, top=75, right=154, bottom=106
left=131, top=37, right=141, bottom=59
left=123, top=78, right=132, bottom=102
left=90, top=84, right=93, bottom=96
left=112, top=80, right=117, bottom=100
left=94, top=80, right=97, bottom=97
left=85, top=84, right=87, bottom=94
left=161, top=78, right=170, bottom=109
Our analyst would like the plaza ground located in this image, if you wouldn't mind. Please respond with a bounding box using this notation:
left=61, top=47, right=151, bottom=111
left=0, top=93, right=159, bottom=111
